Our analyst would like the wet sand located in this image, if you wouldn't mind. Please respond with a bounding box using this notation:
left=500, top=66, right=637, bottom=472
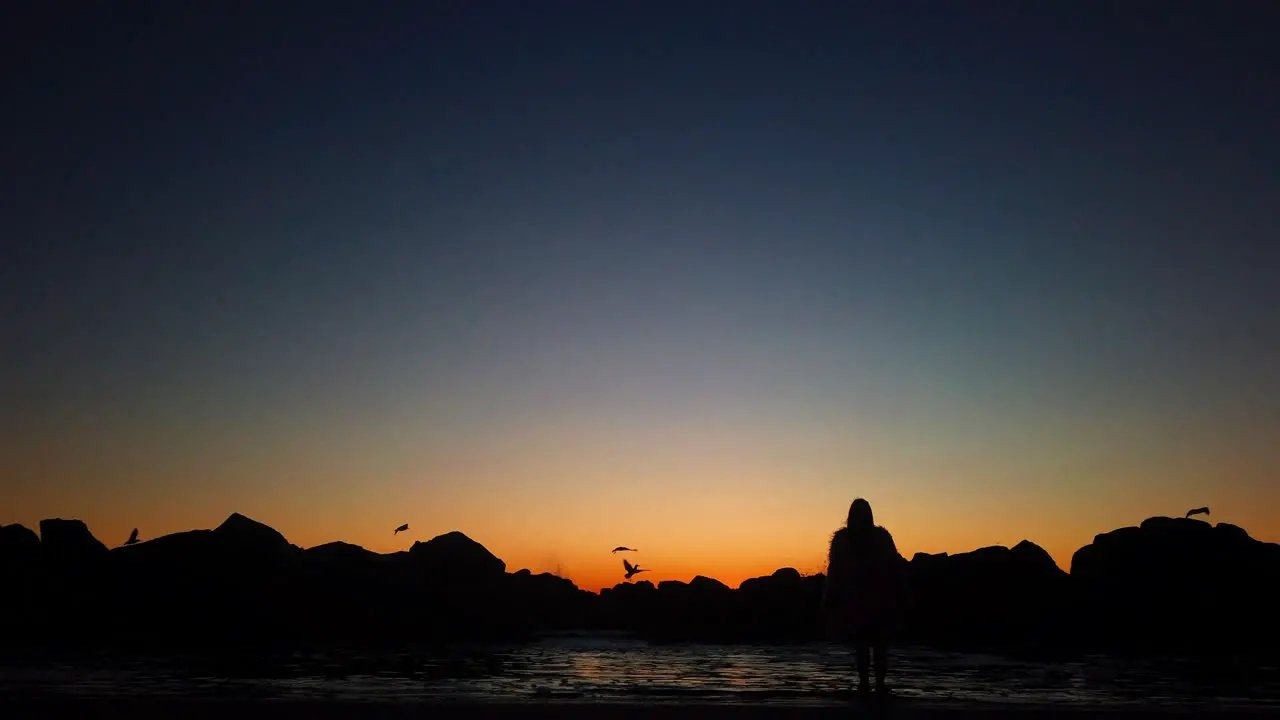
left=1, top=698, right=1275, bottom=719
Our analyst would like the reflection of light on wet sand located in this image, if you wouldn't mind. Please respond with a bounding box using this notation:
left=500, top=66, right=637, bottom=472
left=1, top=641, right=1278, bottom=709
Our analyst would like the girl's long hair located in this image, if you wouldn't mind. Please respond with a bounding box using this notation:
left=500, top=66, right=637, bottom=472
left=847, top=497, right=874, bottom=530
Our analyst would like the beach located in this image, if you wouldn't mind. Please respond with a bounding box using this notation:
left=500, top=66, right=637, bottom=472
left=3, top=698, right=1279, bottom=720
left=2, top=640, right=1277, bottom=716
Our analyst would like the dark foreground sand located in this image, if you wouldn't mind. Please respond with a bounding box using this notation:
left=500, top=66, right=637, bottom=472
left=1, top=699, right=1276, bottom=719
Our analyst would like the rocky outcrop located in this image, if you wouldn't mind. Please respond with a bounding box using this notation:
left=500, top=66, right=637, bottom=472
left=645, top=575, right=737, bottom=641
left=24, top=519, right=112, bottom=646
left=38, top=518, right=109, bottom=563
left=0, top=523, right=40, bottom=563
left=597, top=579, right=658, bottom=632
left=407, top=530, right=506, bottom=579
left=737, top=568, right=825, bottom=641
left=1070, top=516, right=1280, bottom=654
left=303, top=541, right=381, bottom=563
left=2, top=512, right=1275, bottom=656
left=214, top=512, right=294, bottom=553
left=509, top=569, right=598, bottom=631
left=599, top=571, right=826, bottom=642
left=906, top=540, right=1070, bottom=650
left=0, top=524, right=42, bottom=634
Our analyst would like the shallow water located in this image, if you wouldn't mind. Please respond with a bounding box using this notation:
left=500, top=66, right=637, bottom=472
left=3, top=634, right=1278, bottom=708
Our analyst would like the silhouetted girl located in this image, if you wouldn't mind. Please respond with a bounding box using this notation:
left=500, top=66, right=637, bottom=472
left=822, top=497, right=908, bottom=693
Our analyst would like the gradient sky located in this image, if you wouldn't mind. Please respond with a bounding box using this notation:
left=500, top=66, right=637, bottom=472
left=3, top=1, right=1278, bottom=591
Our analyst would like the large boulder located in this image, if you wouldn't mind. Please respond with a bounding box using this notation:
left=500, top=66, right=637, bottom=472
left=407, top=531, right=506, bottom=579
left=508, top=569, right=596, bottom=631
left=906, top=540, right=1068, bottom=650
left=1070, top=516, right=1280, bottom=654
left=0, top=524, right=42, bottom=624
left=37, top=518, right=108, bottom=563
left=304, top=541, right=380, bottom=563
left=105, top=515, right=302, bottom=649
left=0, top=523, right=40, bottom=563
left=688, top=575, right=732, bottom=593
left=214, top=512, right=293, bottom=554
left=598, top=580, right=658, bottom=632
left=289, top=542, right=403, bottom=646
left=395, top=531, right=510, bottom=641
left=737, top=568, right=825, bottom=641
left=27, top=520, right=112, bottom=646
left=113, top=529, right=218, bottom=564
left=648, top=575, right=739, bottom=641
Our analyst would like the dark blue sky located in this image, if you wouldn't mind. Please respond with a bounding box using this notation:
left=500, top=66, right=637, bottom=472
left=4, top=1, right=1278, bottom=565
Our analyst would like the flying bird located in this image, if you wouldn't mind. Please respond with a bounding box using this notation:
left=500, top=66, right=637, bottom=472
left=394, top=523, right=409, bottom=535
left=623, top=558, right=649, bottom=580
left=611, top=546, right=637, bottom=554
left=123, top=528, right=140, bottom=546
left=1185, top=507, right=1210, bottom=519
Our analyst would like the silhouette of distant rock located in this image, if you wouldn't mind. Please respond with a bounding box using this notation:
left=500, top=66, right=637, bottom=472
left=738, top=568, right=825, bottom=641
left=21, top=520, right=112, bottom=649
left=3, top=511, right=1276, bottom=656
left=408, top=530, right=506, bottom=578
left=509, top=569, right=597, bottom=631
left=304, top=541, right=381, bottom=562
left=38, top=518, right=109, bottom=563
left=688, top=575, right=731, bottom=593
left=214, top=512, right=295, bottom=554
left=113, top=528, right=217, bottom=565
left=907, top=540, right=1069, bottom=651
left=0, top=524, right=42, bottom=636
left=597, top=579, right=658, bottom=634
left=0, top=523, right=40, bottom=561
left=645, top=576, right=737, bottom=641
left=1071, top=516, right=1280, bottom=654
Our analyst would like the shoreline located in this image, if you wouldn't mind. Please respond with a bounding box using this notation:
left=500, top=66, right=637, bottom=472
left=2, top=697, right=1276, bottom=719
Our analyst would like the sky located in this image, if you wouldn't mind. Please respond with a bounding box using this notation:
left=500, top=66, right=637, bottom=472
left=3, top=1, right=1278, bottom=592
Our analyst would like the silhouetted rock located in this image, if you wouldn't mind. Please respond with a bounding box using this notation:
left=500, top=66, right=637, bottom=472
left=114, top=529, right=217, bottom=561
left=408, top=530, right=506, bottom=579
left=22, top=519, right=113, bottom=648
left=0, top=523, right=40, bottom=561
left=214, top=512, right=296, bottom=556
left=304, top=541, right=380, bottom=562
left=1070, top=516, right=1280, bottom=654
left=5, top=511, right=1276, bottom=656
left=597, top=579, right=658, bottom=634
left=509, top=570, right=597, bottom=631
left=689, top=575, right=732, bottom=593
left=0, top=524, right=42, bottom=635
left=906, top=540, right=1068, bottom=651
left=106, top=518, right=301, bottom=650
left=738, top=568, right=825, bottom=641
left=644, top=575, right=739, bottom=641
left=38, top=518, right=109, bottom=563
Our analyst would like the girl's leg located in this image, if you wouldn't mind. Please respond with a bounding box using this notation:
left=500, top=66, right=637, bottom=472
left=873, top=643, right=889, bottom=690
left=855, top=644, right=871, bottom=690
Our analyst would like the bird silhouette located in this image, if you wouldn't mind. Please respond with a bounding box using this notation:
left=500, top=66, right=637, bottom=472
left=394, top=523, right=409, bottom=535
left=1185, top=507, right=1210, bottom=519
left=611, top=546, right=637, bottom=553
left=623, top=558, right=648, bottom=580
left=123, top=528, right=140, bottom=546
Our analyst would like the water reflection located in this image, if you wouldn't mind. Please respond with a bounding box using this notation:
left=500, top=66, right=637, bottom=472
left=2, top=637, right=1277, bottom=709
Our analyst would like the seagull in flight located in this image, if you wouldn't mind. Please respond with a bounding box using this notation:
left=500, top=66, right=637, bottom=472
left=623, top=558, right=649, bottom=580
left=394, top=523, right=409, bottom=535
left=611, top=546, right=637, bottom=554
left=1185, top=507, right=1210, bottom=519
left=123, top=528, right=140, bottom=546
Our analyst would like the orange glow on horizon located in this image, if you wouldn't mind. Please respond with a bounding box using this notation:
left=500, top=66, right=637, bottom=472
left=6, top=411, right=1277, bottom=594
left=4, top=498, right=1277, bottom=594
